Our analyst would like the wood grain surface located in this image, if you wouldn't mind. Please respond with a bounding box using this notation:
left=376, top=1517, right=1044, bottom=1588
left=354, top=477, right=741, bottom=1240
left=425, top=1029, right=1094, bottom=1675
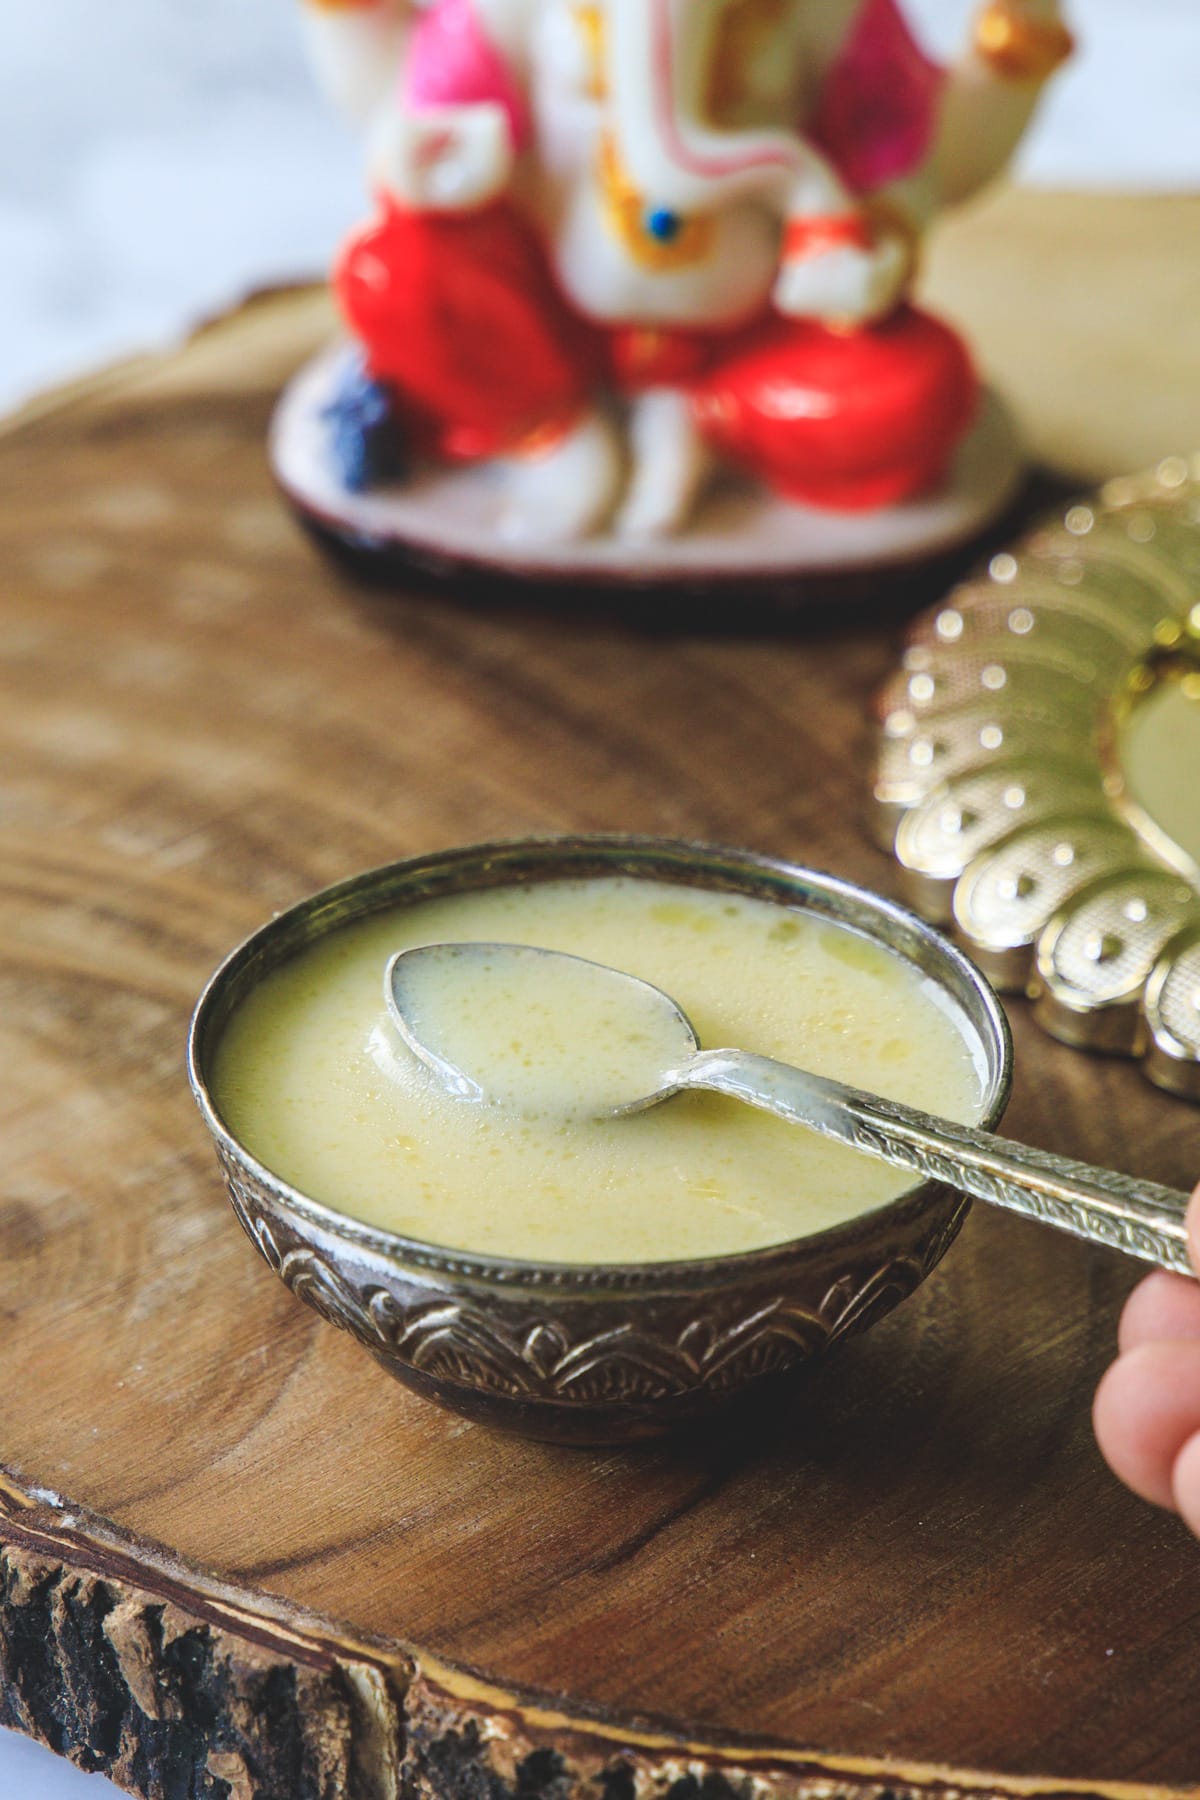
left=3, top=188, right=1200, bottom=1800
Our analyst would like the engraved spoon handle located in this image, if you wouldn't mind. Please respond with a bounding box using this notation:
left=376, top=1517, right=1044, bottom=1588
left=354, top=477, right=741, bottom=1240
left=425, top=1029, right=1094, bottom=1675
left=680, top=1050, right=1194, bottom=1277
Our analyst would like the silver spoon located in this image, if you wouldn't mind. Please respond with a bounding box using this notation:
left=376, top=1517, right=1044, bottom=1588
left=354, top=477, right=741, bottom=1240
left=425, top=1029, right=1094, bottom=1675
left=386, top=942, right=1194, bottom=1278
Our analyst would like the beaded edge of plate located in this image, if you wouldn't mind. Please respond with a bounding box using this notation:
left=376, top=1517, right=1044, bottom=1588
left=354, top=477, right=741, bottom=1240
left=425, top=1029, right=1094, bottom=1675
left=872, top=453, right=1200, bottom=1099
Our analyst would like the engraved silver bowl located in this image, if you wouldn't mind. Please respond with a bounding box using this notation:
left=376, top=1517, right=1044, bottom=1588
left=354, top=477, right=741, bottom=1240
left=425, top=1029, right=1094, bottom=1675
left=188, top=836, right=1012, bottom=1443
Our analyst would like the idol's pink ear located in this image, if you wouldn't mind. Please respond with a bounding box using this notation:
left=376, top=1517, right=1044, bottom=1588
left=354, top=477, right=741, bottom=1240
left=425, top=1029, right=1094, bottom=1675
left=811, top=0, right=944, bottom=195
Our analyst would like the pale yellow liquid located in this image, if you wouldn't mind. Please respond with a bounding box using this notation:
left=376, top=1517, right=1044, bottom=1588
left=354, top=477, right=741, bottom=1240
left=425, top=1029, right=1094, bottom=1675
left=213, top=878, right=985, bottom=1264
left=390, top=943, right=703, bottom=1117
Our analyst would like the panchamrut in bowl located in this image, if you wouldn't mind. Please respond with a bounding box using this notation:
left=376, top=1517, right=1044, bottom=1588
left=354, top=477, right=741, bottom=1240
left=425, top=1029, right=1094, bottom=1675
left=187, top=836, right=1012, bottom=1443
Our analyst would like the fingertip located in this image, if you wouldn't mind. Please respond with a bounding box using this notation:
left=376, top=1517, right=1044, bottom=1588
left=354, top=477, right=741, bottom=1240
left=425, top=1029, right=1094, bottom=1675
left=1119, top=1269, right=1200, bottom=1352
left=1093, top=1343, right=1184, bottom=1511
left=1172, top=1429, right=1200, bottom=1538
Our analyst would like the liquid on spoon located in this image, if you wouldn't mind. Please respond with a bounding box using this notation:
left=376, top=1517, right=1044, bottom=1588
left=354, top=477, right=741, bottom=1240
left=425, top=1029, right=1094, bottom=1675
left=386, top=942, right=693, bottom=1118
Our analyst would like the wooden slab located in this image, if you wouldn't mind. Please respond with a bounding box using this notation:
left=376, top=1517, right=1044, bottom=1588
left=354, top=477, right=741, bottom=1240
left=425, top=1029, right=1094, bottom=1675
left=3, top=189, right=1200, bottom=1800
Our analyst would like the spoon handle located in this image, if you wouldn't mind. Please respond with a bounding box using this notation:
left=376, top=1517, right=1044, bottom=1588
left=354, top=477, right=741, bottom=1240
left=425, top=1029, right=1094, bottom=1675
left=683, top=1050, right=1194, bottom=1277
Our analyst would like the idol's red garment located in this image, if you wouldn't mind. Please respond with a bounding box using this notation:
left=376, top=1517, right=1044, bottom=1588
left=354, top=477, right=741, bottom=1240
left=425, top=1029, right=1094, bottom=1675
left=335, top=201, right=597, bottom=462
left=689, top=309, right=977, bottom=510
left=335, top=200, right=977, bottom=511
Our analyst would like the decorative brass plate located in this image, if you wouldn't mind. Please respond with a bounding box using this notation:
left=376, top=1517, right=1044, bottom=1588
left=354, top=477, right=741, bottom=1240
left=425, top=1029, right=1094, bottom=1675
left=874, top=454, right=1200, bottom=1099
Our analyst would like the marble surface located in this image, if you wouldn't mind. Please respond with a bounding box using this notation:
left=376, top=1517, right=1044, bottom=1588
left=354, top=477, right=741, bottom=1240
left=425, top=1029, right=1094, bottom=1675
left=0, top=1726, right=122, bottom=1798
left=2, top=2, right=1198, bottom=1796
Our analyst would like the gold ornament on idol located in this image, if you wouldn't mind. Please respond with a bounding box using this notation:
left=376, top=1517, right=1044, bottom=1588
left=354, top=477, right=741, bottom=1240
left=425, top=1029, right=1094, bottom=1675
left=571, top=2, right=609, bottom=101
left=973, top=0, right=1075, bottom=83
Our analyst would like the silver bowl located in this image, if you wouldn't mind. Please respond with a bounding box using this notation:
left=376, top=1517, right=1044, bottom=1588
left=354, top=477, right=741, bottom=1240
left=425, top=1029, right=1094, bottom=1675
left=188, top=836, right=1012, bottom=1443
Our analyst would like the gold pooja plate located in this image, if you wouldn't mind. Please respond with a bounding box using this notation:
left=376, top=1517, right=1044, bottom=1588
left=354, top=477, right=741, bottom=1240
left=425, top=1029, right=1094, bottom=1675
left=874, top=454, right=1200, bottom=1099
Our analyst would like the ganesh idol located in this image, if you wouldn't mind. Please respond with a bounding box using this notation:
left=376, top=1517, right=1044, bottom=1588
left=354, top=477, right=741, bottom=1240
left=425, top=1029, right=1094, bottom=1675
left=278, top=0, right=1073, bottom=566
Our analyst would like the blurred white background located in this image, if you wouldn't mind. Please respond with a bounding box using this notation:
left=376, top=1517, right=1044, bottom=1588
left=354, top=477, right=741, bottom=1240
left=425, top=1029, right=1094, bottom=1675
left=1, top=0, right=1197, bottom=1794
left=1, top=0, right=1199, bottom=414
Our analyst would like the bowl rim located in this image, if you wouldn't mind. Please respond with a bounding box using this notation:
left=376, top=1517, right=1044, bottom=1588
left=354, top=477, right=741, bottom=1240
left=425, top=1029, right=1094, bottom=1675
left=187, top=832, right=1014, bottom=1288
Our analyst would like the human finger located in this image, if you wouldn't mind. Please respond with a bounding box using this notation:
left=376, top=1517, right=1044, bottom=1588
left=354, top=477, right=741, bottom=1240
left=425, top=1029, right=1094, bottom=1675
left=1118, top=1269, right=1200, bottom=1352
left=1092, top=1338, right=1200, bottom=1510
left=1170, top=1428, right=1200, bottom=1537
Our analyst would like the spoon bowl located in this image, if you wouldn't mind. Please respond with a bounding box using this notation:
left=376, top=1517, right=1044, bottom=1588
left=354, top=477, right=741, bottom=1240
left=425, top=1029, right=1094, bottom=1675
left=385, top=941, right=701, bottom=1118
